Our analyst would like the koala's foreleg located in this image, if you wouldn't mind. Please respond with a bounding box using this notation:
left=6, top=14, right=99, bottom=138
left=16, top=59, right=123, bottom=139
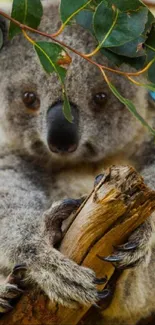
left=0, top=197, right=109, bottom=310
left=0, top=264, right=26, bottom=313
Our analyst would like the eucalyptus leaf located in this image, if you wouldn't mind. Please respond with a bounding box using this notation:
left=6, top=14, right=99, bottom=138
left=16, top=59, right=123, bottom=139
left=100, top=48, right=124, bottom=66
left=34, top=41, right=72, bottom=121
left=107, top=0, right=145, bottom=11
left=63, top=91, right=72, bottom=122
left=146, top=25, right=155, bottom=49
left=144, top=10, right=155, bottom=36
left=75, top=10, right=94, bottom=33
left=145, top=48, right=155, bottom=83
left=34, top=41, right=67, bottom=83
left=94, top=2, right=148, bottom=48
left=109, top=36, right=146, bottom=58
left=107, top=79, right=155, bottom=135
left=9, top=0, right=43, bottom=38
left=60, top=0, right=90, bottom=24
left=146, top=26, right=155, bottom=83
left=148, top=61, right=155, bottom=84
left=128, top=80, right=155, bottom=92
left=141, top=83, right=155, bottom=92
left=123, top=56, right=146, bottom=70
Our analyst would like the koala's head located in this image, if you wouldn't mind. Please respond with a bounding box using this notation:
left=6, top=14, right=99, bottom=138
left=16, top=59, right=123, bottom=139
left=0, top=1, right=152, bottom=169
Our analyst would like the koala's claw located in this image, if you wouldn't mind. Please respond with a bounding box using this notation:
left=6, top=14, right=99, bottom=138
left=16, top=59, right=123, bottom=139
left=2, top=284, right=23, bottom=297
left=97, top=249, right=146, bottom=270
left=93, top=276, right=107, bottom=284
left=114, top=242, right=138, bottom=251
left=0, top=264, right=26, bottom=314
left=44, top=197, right=86, bottom=246
left=12, top=263, right=27, bottom=275
left=98, top=288, right=111, bottom=299
left=0, top=283, right=23, bottom=314
left=97, top=255, right=123, bottom=263
left=0, top=298, right=13, bottom=313
left=10, top=263, right=27, bottom=289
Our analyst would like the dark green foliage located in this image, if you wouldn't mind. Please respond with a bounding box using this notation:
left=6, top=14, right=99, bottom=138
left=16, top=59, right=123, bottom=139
left=9, top=0, right=43, bottom=38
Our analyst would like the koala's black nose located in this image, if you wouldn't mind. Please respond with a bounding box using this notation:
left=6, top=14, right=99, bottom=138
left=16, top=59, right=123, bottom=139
left=47, top=101, right=79, bottom=154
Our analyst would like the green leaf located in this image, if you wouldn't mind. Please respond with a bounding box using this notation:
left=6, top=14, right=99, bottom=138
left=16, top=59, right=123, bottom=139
left=140, top=83, right=155, bottom=92
left=145, top=25, right=155, bottom=83
left=92, top=0, right=103, bottom=5
left=100, top=48, right=124, bottom=66
left=123, top=56, right=146, bottom=70
left=144, top=10, right=155, bottom=36
left=145, top=47, right=155, bottom=83
left=0, top=28, right=3, bottom=50
left=109, top=36, right=146, bottom=58
left=75, top=10, right=94, bottom=33
left=107, top=79, right=155, bottom=135
left=93, top=1, right=115, bottom=46
left=63, top=90, right=72, bottom=122
left=34, top=41, right=72, bottom=122
left=100, top=48, right=146, bottom=69
left=146, top=25, right=155, bottom=49
left=94, top=2, right=148, bottom=48
left=60, top=0, right=91, bottom=24
left=34, top=41, right=67, bottom=83
left=9, top=0, right=43, bottom=38
left=128, top=79, right=155, bottom=92
left=148, top=60, right=155, bottom=84
left=107, top=0, right=145, bottom=11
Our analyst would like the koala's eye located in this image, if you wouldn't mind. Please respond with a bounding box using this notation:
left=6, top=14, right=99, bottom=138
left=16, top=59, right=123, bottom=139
left=22, top=92, right=40, bottom=111
left=93, top=92, right=107, bottom=105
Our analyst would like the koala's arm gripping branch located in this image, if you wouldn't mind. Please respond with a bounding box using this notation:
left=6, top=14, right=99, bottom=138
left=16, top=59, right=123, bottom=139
left=1, top=165, right=155, bottom=325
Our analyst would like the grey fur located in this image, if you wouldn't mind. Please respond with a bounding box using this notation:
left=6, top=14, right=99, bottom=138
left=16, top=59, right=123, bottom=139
left=0, top=1, right=155, bottom=323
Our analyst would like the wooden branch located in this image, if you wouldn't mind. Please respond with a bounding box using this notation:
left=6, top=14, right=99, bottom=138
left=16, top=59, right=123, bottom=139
left=1, top=165, right=155, bottom=325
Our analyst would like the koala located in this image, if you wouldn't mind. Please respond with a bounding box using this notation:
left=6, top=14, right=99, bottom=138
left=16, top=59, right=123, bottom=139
left=0, top=0, right=155, bottom=324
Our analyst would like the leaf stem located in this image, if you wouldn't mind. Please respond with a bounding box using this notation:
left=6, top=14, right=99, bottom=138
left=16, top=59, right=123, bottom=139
left=145, top=43, right=155, bottom=52
left=22, top=29, right=35, bottom=45
left=127, top=75, right=143, bottom=86
left=0, top=9, right=154, bottom=78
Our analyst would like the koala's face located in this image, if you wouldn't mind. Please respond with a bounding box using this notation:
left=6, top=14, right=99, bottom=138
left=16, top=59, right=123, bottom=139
left=0, top=4, right=149, bottom=168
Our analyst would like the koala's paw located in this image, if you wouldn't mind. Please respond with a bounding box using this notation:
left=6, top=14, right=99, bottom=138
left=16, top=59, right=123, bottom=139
left=44, top=264, right=109, bottom=308
left=0, top=264, right=26, bottom=313
left=30, top=245, right=111, bottom=308
left=44, top=197, right=85, bottom=246
left=98, top=221, right=152, bottom=270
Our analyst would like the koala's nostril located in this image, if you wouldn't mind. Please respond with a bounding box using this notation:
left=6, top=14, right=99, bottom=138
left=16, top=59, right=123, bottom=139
left=47, top=101, right=79, bottom=154
left=49, top=143, right=78, bottom=154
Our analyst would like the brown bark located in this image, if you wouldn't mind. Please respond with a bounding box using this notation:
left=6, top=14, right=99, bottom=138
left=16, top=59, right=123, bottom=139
left=1, top=165, right=155, bottom=325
